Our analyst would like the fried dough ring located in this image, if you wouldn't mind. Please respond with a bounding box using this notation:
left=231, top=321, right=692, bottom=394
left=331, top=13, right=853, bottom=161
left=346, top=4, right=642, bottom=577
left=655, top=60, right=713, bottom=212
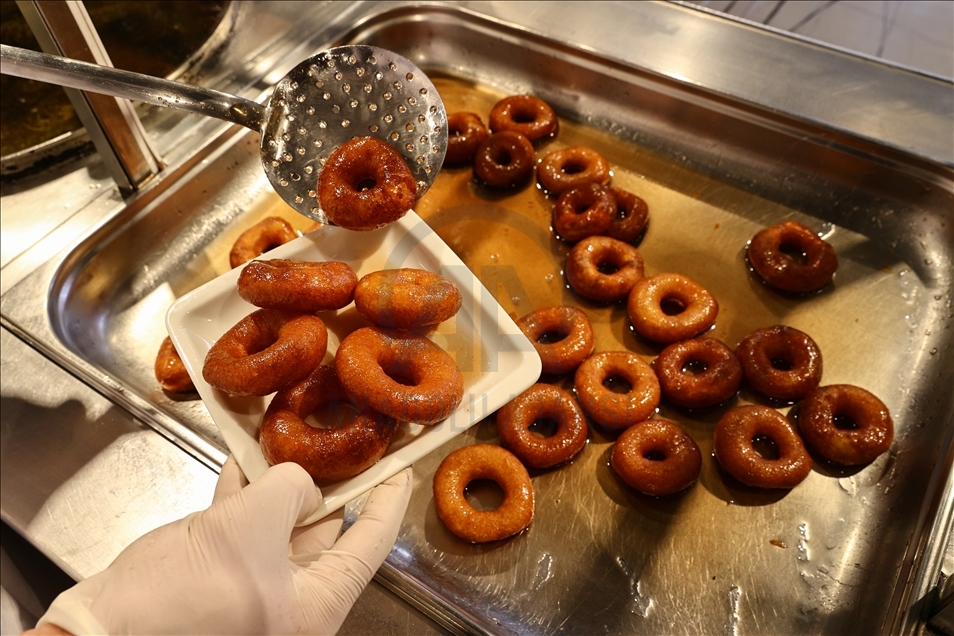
left=611, top=419, right=702, bottom=496
left=434, top=444, right=534, bottom=543
left=318, top=137, right=417, bottom=231
left=229, top=216, right=298, bottom=269
left=565, top=235, right=644, bottom=302
left=202, top=309, right=328, bottom=397
left=714, top=405, right=813, bottom=489
left=573, top=351, right=661, bottom=430
left=237, top=259, right=357, bottom=313
left=516, top=306, right=595, bottom=376
left=335, top=327, right=463, bottom=425
left=354, top=268, right=462, bottom=330
left=798, top=384, right=893, bottom=465
left=260, top=365, right=398, bottom=484
left=496, top=383, right=588, bottom=468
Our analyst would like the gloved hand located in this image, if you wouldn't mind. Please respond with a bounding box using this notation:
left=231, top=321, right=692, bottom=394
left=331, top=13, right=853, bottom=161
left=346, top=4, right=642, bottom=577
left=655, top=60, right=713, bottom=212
left=34, top=457, right=413, bottom=635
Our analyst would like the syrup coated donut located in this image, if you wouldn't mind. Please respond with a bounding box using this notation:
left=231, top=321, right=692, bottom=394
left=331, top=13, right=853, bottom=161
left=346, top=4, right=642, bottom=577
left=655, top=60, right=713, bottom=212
left=237, top=259, right=357, bottom=313
left=565, top=235, right=644, bottom=303
left=797, top=384, right=893, bottom=465
left=537, top=146, right=611, bottom=195
left=574, top=351, right=661, bottom=430
left=155, top=336, right=195, bottom=393
left=445, top=112, right=489, bottom=166
left=496, top=383, right=588, bottom=468
left=654, top=337, right=743, bottom=409
left=229, top=216, right=298, bottom=269
left=747, top=220, right=838, bottom=293
left=605, top=187, right=649, bottom=243
left=627, top=273, right=719, bottom=344
left=611, top=419, right=702, bottom=496
left=736, top=325, right=823, bottom=401
left=433, top=444, right=534, bottom=543
left=260, top=365, right=398, bottom=484
left=318, top=136, right=417, bottom=231
left=714, top=405, right=813, bottom=489
left=335, top=327, right=463, bottom=425
left=488, top=95, right=558, bottom=142
left=473, top=130, right=536, bottom=188
left=202, top=309, right=328, bottom=397
left=516, top=306, right=595, bottom=376
left=552, top=183, right=615, bottom=243
left=354, top=268, right=462, bottom=330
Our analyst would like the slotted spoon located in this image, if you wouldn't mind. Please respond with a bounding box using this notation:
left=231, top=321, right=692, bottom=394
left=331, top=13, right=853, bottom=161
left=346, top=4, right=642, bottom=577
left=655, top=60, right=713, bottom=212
left=0, top=43, right=448, bottom=224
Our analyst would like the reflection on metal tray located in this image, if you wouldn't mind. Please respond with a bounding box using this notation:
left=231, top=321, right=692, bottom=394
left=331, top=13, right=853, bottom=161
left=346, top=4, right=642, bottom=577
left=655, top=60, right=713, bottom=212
left=0, top=4, right=951, bottom=635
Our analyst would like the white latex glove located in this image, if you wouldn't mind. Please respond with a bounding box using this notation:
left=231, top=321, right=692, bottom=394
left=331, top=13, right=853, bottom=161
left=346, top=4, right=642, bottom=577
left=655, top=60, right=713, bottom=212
left=35, top=457, right=412, bottom=635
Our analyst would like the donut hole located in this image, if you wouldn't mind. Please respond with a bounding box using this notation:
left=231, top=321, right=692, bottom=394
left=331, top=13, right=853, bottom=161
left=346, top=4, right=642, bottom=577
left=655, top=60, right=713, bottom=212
left=642, top=448, right=668, bottom=462
left=306, top=401, right=359, bottom=430
left=833, top=413, right=860, bottom=430
left=561, top=160, right=587, bottom=175
left=528, top=417, right=559, bottom=439
left=489, top=147, right=514, bottom=167
left=380, top=361, right=419, bottom=387
left=779, top=241, right=810, bottom=265
left=537, top=330, right=568, bottom=345
left=660, top=297, right=686, bottom=316
left=464, top=478, right=505, bottom=511
left=603, top=375, right=633, bottom=395
left=770, top=357, right=795, bottom=371
left=751, top=434, right=780, bottom=460
left=681, top=359, right=709, bottom=376
left=511, top=108, right=538, bottom=124
left=596, top=260, right=621, bottom=275
left=354, top=176, right=378, bottom=192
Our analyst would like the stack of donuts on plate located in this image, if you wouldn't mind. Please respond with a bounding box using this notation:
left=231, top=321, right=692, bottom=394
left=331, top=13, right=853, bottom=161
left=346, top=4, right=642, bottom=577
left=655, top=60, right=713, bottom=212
left=431, top=93, right=893, bottom=544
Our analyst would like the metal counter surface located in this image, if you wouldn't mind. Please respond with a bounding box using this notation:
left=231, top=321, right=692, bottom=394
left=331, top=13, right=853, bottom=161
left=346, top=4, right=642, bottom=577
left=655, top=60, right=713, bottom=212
left=1, top=1, right=951, bottom=634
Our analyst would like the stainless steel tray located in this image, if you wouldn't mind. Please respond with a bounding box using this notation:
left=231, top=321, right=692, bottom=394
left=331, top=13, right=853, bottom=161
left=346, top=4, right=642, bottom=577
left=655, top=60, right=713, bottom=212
left=2, top=4, right=951, bottom=635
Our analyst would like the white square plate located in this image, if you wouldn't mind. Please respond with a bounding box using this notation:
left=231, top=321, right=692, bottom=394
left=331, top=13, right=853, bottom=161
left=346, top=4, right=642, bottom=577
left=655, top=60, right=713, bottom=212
left=166, top=211, right=541, bottom=524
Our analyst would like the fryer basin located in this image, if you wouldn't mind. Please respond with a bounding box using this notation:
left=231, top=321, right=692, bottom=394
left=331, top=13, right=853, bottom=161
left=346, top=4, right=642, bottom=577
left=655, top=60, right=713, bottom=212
left=2, top=4, right=952, bottom=634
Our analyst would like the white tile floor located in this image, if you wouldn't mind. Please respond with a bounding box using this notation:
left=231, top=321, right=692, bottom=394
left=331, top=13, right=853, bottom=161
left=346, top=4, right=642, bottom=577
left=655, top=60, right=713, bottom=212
left=680, top=0, right=954, bottom=80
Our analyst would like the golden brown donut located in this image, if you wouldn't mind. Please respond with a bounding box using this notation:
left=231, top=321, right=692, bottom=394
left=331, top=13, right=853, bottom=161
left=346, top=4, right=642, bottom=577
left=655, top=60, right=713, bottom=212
left=747, top=220, right=838, bottom=293
left=552, top=183, right=615, bottom=243
left=565, top=235, right=644, bottom=303
left=237, top=259, right=358, bottom=313
left=714, top=405, right=813, bottom=489
left=537, top=146, right=611, bottom=195
left=573, top=351, right=661, bottom=430
left=496, top=383, right=588, bottom=468
left=445, top=112, right=489, bottom=166
left=155, top=336, right=195, bottom=393
left=202, top=309, right=327, bottom=397
left=229, top=216, right=298, bottom=269
left=611, top=419, right=702, bottom=496
left=654, top=337, right=743, bottom=409
left=318, top=136, right=417, bottom=231
left=604, top=187, right=649, bottom=243
left=354, top=268, right=462, bottom=330
left=736, top=325, right=823, bottom=401
left=516, top=306, right=595, bottom=376
left=627, top=273, right=719, bottom=344
left=433, top=444, right=534, bottom=543
left=259, top=365, right=398, bottom=484
left=797, top=384, right=893, bottom=465
left=335, top=327, right=463, bottom=425
left=473, top=130, right=536, bottom=188
left=488, top=95, right=558, bottom=142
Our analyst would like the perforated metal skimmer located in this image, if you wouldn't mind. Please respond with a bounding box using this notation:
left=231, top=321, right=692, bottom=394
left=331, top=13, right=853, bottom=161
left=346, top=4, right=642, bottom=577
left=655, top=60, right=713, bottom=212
left=261, top=45, right=448, bottom=223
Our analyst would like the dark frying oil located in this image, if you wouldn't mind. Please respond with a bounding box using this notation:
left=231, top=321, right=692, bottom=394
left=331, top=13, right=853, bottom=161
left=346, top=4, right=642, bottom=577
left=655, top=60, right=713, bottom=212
left=0, top=1, right=229, bottom=156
